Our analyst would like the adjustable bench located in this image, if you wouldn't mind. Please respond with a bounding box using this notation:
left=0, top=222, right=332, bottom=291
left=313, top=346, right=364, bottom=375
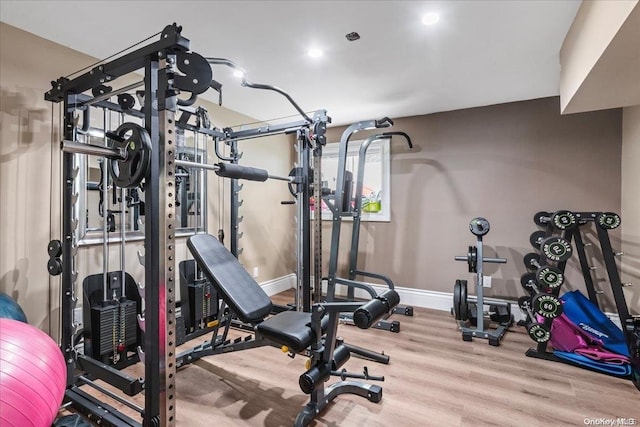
left=178, top=233, right=399, bottom=426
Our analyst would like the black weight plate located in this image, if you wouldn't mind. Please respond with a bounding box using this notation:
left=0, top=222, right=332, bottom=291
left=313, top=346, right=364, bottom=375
left=596, top=212, right=621, bottom=230
left=532, top=293, right=563, bottom=319
left=468, top=246, right=477, bottom=273
left=535, top=266, right=564, bottom=290
left=108, top=122, right=152, bottom=188
left=529, top=230, right=546, bottom=248
left=527, top=322, right=551, bottom=343
left=453, top=280, right=462, bottom=321
left=469, top=217, right=490, bottom=236
left=533, top=211, right=551, bottom=227
left=541, top=236, right=572, bottom=262
left=523, top=252, right=541, bottom=270
left=551, top=210, right=577, bottom=230
left=459, top=279, right=468, bottom=321
left=47, top=239, right=62, bottom=258
left=468, top=302, right=477, bottom=327
left=47, top=258, right=62, bottom=276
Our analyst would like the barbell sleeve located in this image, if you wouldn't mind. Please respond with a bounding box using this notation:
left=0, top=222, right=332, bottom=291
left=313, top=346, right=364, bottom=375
left=455, top=255, right=506, bottom=264
left=61, top=140, right=125, bottom=160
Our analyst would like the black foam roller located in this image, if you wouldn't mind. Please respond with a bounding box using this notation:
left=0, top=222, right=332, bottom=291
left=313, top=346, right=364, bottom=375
left=378, top=289, right=400, bottom=311
left=353, top=299, right=386, bottom=329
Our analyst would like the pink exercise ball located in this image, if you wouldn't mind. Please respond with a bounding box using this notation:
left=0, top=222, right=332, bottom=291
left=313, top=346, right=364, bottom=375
left=0, top=318, right=67, bottom=427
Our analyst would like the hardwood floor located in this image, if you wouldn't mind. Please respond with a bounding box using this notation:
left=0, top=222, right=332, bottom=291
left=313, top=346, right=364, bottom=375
left=74, top=290, right=639, bottom=426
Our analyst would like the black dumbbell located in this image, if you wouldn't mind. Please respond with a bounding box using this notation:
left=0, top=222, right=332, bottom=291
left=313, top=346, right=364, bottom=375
left=518, top=296, right=551, bottom=343
left=533, top=210, right=578, bottom=230
left=596, top=212, right=621, bottom=230
left=522, top=254, right=565, bottom=290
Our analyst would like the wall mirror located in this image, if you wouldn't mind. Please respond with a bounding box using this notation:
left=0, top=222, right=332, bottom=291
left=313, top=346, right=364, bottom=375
left=75, top=127, right=207, bottom=245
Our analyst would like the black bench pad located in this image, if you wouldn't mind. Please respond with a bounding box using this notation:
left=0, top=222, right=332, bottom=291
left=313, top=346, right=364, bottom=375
left=187, top=234, right=272, bottom=324
left=256, top=311, right=319, bottom=353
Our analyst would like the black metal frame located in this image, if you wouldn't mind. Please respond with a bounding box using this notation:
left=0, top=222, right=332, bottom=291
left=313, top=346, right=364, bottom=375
left=525, top=212, right=639, bottom=389
left=323, top=119, right=412, bottom=333
left=46, top=23, right=336, bottom=425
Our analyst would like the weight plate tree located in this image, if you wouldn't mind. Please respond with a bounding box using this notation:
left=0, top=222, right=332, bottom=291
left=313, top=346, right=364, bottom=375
left=453, top=217, right=511, bottom=346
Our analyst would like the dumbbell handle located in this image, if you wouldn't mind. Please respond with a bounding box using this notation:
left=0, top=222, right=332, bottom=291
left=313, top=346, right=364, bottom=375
left=455, top=256, right=506, bottom=264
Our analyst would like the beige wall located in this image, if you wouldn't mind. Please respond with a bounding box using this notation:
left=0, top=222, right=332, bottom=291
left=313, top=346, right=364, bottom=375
left=622, top=106, right=640, bottom=314
left=324, top=97, right=623, bottom=311
left=0, top=23, right=294, bottom=336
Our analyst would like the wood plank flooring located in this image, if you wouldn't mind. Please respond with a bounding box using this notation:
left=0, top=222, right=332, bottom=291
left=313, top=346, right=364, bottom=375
left=72, top=290, right=639, bottom=426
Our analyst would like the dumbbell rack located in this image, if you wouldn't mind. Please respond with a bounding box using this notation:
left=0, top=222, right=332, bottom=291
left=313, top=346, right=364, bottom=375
left=453, top=218, right=512, bottom=346
left=523, top=211, right=639, bottom=390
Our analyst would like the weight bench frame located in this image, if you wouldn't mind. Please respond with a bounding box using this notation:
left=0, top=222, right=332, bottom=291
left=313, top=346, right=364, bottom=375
left=177, top=234, right=392, bottom=426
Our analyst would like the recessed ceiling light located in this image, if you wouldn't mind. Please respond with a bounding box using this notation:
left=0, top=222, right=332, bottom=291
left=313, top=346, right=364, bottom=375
left=422, top=12, right=440, bottom=26
left=308, top=48, right=323, bottom=58
left=233, top=70, right=244, bottom=78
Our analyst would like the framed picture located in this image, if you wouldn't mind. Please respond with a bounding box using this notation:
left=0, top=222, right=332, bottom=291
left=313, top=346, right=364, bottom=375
left=320, top=137, right=391, bottom=222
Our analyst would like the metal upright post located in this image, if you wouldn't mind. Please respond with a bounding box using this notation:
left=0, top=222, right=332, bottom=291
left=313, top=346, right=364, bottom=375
left=229, top=140, right=241, bottom=258
left=61, top=93, right=77, bottom=386
left=300, top=131, right=312, bottom=312
left=143, top=53, right=177, bottom=427
left=476, top=235, right=485, bottom=332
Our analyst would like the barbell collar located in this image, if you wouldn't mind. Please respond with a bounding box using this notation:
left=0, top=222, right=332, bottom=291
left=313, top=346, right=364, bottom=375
left=61, top=140, right=125, bottom=160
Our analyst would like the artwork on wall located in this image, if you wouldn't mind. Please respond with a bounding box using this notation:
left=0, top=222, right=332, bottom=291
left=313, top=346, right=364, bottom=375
left=320, top=138, right=391, bottom=222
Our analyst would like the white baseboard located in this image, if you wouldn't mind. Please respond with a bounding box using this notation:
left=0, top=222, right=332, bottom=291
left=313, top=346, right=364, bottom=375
left=267, top=274, right=623, bottom=328
left=260, top=273, right=296, bottom=296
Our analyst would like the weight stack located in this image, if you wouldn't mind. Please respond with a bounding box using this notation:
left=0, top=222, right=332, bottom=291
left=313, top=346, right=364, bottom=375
left=188, top=282, right=217, bottom=328
left=90, top=299, right=138, bottom=364
left=175, top=309, right=187, bottom=346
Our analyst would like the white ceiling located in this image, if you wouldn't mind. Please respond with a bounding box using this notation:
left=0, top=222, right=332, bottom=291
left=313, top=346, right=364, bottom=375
left=0, top=0, right=581, bottom=126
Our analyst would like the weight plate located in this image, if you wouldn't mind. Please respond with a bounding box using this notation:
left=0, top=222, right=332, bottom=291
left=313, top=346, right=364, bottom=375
left=108, top=122, right=152, bottom=189
left=533, top=211, right=551, bottom=227
left=523, top=252, right=541, bottom=270
left=469, top=217, right=490, bottom=236
left=532, top=293, right=563, bottom=319
left=541, top=236, right=572, bottom=262
left=468, top=302, right=477, bottom=327
left=453, top=280, right=462, bottom=321
left=596, top=212, right=621, bottom=230
left=459, top=279, right=468, bottom=321
left=468, top=246, right=477, bottom=273
left=529, top=230, right=547, bottom=248
left=47, top=239, right=62, bottom=258
left=536, top=266, right=564, bottom=290
left=47, top=258, right=62, bottom=276
left=551, top=210, right=577, bottom=230
left=527, top=322, right=551, bottom=343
